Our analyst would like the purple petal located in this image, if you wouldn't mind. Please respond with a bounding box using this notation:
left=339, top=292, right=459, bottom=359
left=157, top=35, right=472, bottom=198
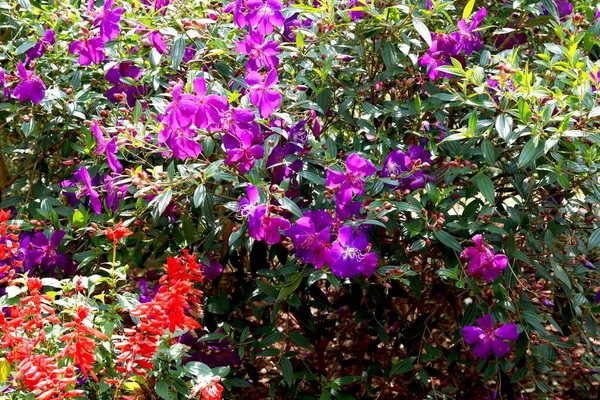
left=494, top=324, right=518, bottom=341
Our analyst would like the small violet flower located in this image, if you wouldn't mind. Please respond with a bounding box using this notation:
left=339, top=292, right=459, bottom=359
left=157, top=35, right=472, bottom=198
left=326, top=153, right=377, bottom=204
left=13, top=62, right=46, bottom=104
left=246, top=69, right=281, bottom=118
left=94, top=0, right=123, bottom=42
left=286, top=210, right=332, bottom=268
left=74, top=167, right=102, bottom=215
left=25, top=29, right=55, bottom=65
left=460, top=234, right=508, bottom=282
left=69, top=36, right=107, bottom=66
left=330, top=226, right=377, bottom=278
left=462, top=314, right=519, bottom=358
left=236, top=30, right=280, bottom=71
left=380, top=145, right=431, bottom=191
left=245, top=0, right=285, bottom=35
left=27, top=230, right=76, bottom=275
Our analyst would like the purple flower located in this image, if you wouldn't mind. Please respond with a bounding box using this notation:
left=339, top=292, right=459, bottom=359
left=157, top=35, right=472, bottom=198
left=326, top=153, right=377, bottom=204
left=425, top=0, right=433, bottom=10
left=13, top=62, right=46, bottom=104
left=158, top=83, right=204, bottom=160
left=236, top=30, right=280, bottom=71
left=69, top=37, right=106, bottom=66
left=418, top=33, right=463, bottom=80
left=266, top=142, right=303, bottom=184
left=224, top=0, right=247, bottom=29
left=139, top=278, right=160, bottom=303
left=104, top=174, right=128, bottom=213
left=192, top=77, right=228, bottom=129
left=286, top=210, right=332, bottom=268
left=453, top=7, right=486, bottom=55
left=239, top=184, right=267, bottom=240
left=462, top=314, right=518, bottom=358
left=380, top=145, right=431, bottom=191
left=94, top=0, right=123, bottom=42
left=245, top=0, right=285, bottom=35
left=261, top=213, right=291, bottom=244
left=591, top=70, right=600, bottom=92
left=25, top=29, right=55, bottom=65
left=141, top=0, right=169, bottom=13
left=183, top=45, right=197, bottom=63
left=0, top=69, right=10, bottom=100
left=91, top=120, right=106, bottom=155
left=27, top=230, right=76, bottom=275
left=583, top=260, right=597, bottom=270
left=282, top=13, right=313, bottom=42
left=329, top=226, right=377, bottom=278
left=105, top=62, right=145, bottom=107
left=246, top=69, right=281, bottom=118
left=238, top=185, right=290, bottom=244
left=203, top=256, right=223, bottom=281
left=74, top=167, right=102, bottom=215
left=223, top=129, right=264, bottom=173
left=149, top=31, right=167, bottom=54
left=460, top=234, right=508, bottom=282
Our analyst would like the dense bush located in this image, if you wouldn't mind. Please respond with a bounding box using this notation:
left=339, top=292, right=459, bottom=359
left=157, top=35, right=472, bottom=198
left=1, top=0, right=600, bottom=398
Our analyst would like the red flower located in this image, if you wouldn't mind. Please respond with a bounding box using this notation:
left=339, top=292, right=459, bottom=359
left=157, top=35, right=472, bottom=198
left=202, top=378, right=224, bottom=400
left=105, top=221, right=133, bottom=243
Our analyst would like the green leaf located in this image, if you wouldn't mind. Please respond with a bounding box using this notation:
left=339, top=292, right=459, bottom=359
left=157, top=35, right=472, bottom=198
left=280, top=357, right=294, bottom=386
left=277, top=271, right=304, bottom=302
left=413, top=19, right=431, bottom=46
left=462, top=0, right=475, bottom=20
left=495, top=114, right=513, bottom=142
left=391, top=357, right=414, bottom=375
left=171, top=35, right=186, bottom=70
left=482, top=139, right=496, bottom=165
left=588, top=228, right=600, bottom=250
left=155, top=380, right=171, bottom=400
left=475, top=174, right=495, bottom=204
left=184, top=362, right=214, bottom=380
left=278, top=196, right=303, bottom=219
left=289, top=332, right=313, bottom=350
left=433, top=230, right=462, bottom=253
left=151, top=188, right=172, bottom=220
left=518, top=137, right=545, bottom=168
left=72, top=209, right=86, bottom=227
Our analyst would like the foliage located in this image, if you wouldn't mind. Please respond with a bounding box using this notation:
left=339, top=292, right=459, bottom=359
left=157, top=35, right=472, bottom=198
left=0, top=0, right=600, bottom=398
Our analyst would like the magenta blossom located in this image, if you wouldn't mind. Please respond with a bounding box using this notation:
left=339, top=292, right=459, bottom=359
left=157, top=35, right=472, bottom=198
left=462, top=314, right=518, bottom=358
left=460, top=234, right=508, bottom=282
left=329, top=226, right=377, bottom=278
left=286, top=210, right=333, bottom=268
left=236, top=30, right=280, bottom=71
left=94, top=0, right=123, bottom=42
left=13, top=62, right=46, bottom=104
left=222, top=129, right=264, bottom=173
left=326, top=153, right=377, bottom=204
left=245, top=0, right=285, bottom=35
left=239, top=184, right=267, bottom=240
left=246, top=69, right=281, bottom=118
left=69, top=37, right=106, bottom=66
left=149, top=31, right=167, bottom=54
left=25, top=29, right=55, bottom=65
left=380, top=145, right=431, bottom=191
